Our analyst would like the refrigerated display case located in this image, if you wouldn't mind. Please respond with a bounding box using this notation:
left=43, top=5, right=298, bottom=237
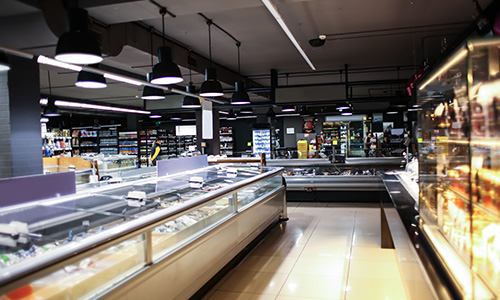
left=417, top=37, right=500, bottom=299
left=0, top=164, right=285, bottom=300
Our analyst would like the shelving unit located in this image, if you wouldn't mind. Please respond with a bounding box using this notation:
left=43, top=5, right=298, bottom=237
left=119, top=131, right=138, bottom=156
left=139, top=129, right=198, bottom=167
left=219, top=127, right=234, bottom=156
left=42, top=129, right=72, bottom=157
left=71, top=126, right=121, bottom=156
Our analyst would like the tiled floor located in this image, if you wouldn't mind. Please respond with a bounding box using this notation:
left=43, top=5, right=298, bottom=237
left=203, top=202, right=409, bottom=300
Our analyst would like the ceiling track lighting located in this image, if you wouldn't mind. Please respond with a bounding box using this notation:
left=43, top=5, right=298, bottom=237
left=200, top=20, right=224, bottom=97
left=0, top=51, right=11, bottom=71
left=40, top=98, right=150, bottom=115
left=231, top=42, right=250, bottom=105
left=340, top=107, right=353, bottom=116
left=75, top=65, right=107, bottom=89
left=55, top=7, right=103, bottom=65
left=151, top=8, right=183, bottom=85
left=227, top=109, right=237, bottom=120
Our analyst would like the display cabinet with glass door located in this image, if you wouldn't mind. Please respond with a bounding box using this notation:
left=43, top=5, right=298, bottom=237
left=417, top=37, right=500, bottom=300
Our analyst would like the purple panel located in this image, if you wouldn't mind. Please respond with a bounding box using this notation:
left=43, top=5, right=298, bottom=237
left=157, top=155, right=208, bottom=177
left=0, top=172, right=76, bottom=207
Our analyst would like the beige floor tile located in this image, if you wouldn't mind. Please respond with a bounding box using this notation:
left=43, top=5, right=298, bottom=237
left=279, top=273, right=346, bottom=300
left=349, top=260, right=403, bottom=280
left=345, top=277, right=407, bottom=300
left=218, top=270, right=289, bottom=295
left=291, top=257, right=349, bottom=277
left=250, top=239, right=305, bottom=258
left=297, top=203, right=328, bottom=208
left=307, top=234, right=352, bottom=247
left=404, top=279, right=436, bottom=300
left=236, top=255, right=298, bottom=274
left=300, top=244, right=350, bottom=259
left=349, top=246, right=397, bottom=261
left=312, top=227, right=353, bottom=236
left=208, top=291, right=277, bottom=300
left=351, top=234, right=380, bottom=247
left=353, top=225, right=380, bottom=236
left=276, top=296, right=332, bottom=300
left=201, top=289, right=215, bottom=300
left=398, top=262, right=429, bottom=281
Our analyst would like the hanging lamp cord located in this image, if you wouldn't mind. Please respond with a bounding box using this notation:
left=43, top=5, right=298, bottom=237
left=160, top=7, right=166, bottom=47
left=150, top=27, right=154, bottom=68
left=188, top=51, right=193, bottom=85
left=207, top=20, right=213, bottom=67
left=237, top=42, right=241, bottom=74
left=47, top=70, right=52, bottom=96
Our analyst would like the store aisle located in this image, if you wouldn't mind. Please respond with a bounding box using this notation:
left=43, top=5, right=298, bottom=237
left=202, top=202, right=409, bottom=300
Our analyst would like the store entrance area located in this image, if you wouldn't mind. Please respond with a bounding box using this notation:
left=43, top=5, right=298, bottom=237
left=202, top=203, right=430, bottom=300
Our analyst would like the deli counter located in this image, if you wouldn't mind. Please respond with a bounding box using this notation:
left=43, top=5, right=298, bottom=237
left=417, top=37, right=500, bottom=299
left=0, top=164, right=286, bottom=300
left=268, top=157, right=405, bottom=201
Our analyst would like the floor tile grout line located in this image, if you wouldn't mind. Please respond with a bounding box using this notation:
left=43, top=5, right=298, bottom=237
left=343, top=209, right=357, bottom=300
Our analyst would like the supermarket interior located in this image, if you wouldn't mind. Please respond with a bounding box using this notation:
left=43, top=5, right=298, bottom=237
left=0, top=0, right=500, bottom=299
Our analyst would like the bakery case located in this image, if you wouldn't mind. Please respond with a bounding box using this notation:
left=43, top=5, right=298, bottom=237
left=0, top=165, right=285, bottom=300
left=417, top=37, right=500, bottom=299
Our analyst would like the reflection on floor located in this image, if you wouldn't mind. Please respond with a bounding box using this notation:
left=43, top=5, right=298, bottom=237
left=203, top=202, right=411, bottom=300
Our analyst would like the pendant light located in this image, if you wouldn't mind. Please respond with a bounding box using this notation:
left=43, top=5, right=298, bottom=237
left=282, top=105, right=295, bottom=112
left=55, top=8, right=103, bottom=65
left=143, top=28, right=166, bottom=100
left=182, top=53, right=201, bottom=108
left=0, top=51, right=10, bottom=71
left=75, top=64, right=107, bottom=89
left=336, top=102, right=350, bottom=110
left=231, top=42, right=250, bottom=105
left=199, top=20, right=224, bottom=97
left=227, top=109, right=237, bottom=120
left=240, top=108, right=253, bottom=114
left=266, top=107, right=276, bottom=118
left=151, top=8, right=183, bottom=85
left=341, top=108, right=353, bottom=116
left=43, top=71, right=61, bottom=117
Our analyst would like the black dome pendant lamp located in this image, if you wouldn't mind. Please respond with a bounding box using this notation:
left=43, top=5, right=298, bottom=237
left=55, top=7, right=103, bottom=65
left=75, top=64, right=107, bottom=89
left=182, top=54, right=201, bottom=108
left=199, top=20, right=224, bottom=97
left=231, top=42, right=250, bottom=105
left=44, top=71, right=61, bottom=117
left=151, top=8, right=183, bottom=85
left=142, top=28, right=165, bottom=100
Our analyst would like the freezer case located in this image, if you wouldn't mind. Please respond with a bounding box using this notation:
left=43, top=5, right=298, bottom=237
left=417, top=37, right=500, bottom=300
left=0, top=164, right=285, bottom=300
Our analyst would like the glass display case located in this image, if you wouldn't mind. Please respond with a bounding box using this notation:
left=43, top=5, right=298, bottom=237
left=0, top=165, right=285, bottom=300
left=417, top=37, right=500, bottom=299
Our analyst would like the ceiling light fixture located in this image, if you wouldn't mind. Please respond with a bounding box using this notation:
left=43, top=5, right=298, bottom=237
left=336, top=103, right=350, bottom=110
left=43, top=71, right=61, bottom=117
left=0, top=51, right=11, bottom=71
left=261, top=0, right=316, bottom=70
left=75, top=65, right=107, bottom=89
left=40, top=98, right=150, bottom=115
left=281, top=105, right=295, bottom=112
left=171, top=116, right=182, bottom=120
left=183, top=54, right=201, bottom=108
left=219, top=110, right=229, bottom=115
left=239, top=108, right=253, bottom=114
left=200, top=20, right=224, bottom=97
left=387, top=111, right=398, bottom=115
left=143, top=28, right=166, bottom=100
left=231, top=42, right=250, bottom=105
left=227, top=109, right=237, bottom=120
left=55, top=8, right=103, bottom=65
left=266, top=107, right=276, bottom=118
left=151, top=8, right=183, bottom=85
left=142, top=73, right=165, bottom=100
left=341, top=107, right=353, bottom=116
left=149, top=115, right=162, bottom=119
left=40, top=117, right=49, bottom=123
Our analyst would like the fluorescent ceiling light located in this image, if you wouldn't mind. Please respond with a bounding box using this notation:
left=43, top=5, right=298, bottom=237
left=219, top=110, right=229, bottom=115
left=40, top=98, right=150, bottom=115
left=149, top=115, right=162, bottom=118
left=37, top=55, right=82, bottom=72
left=40, top=117, right=49, bottom=123
left=104, top=73, right=143, bottom=86
left=387, top=111, right=398, bottom=115
left=276, top=113, right=300, bottom=117
left=261, top=0, right=316, bottom=70
left=171, top=117, right=182, bottom=120
left=341, top=111, right=353, bottom=116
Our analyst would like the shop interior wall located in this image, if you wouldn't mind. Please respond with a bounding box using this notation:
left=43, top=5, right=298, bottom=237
left=281, top=116, right=324, bottom=149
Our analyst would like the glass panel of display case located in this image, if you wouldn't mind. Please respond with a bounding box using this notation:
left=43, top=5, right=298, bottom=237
left=1, top=234, right=146, bottom=300
left=151, top=195, right=232, bottom=261
left=467, top=40, right=500, bottom=298
left=418, top=38, right=500, bottom=299
left=237, top=175, right=282, bottom=208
